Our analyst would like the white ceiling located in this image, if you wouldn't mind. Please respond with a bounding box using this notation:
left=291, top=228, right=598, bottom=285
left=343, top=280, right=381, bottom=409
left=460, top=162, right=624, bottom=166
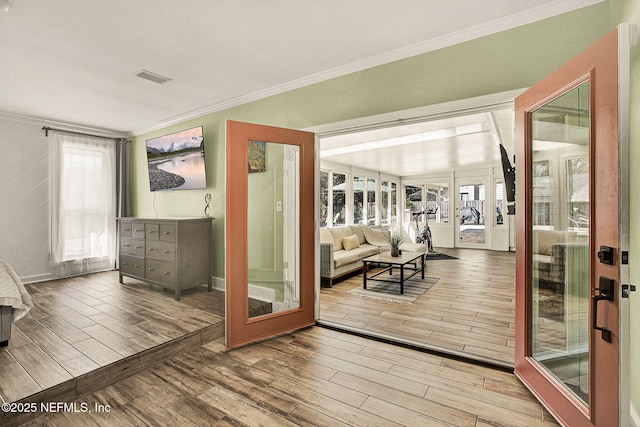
left=320, top=108, right=515, bottom=177
left=0, top=0, right=600, bottom=135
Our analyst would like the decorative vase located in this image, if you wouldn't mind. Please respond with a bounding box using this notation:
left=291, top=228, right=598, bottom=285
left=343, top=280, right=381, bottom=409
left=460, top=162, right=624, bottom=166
left=390, top=246, right=400, bottom=257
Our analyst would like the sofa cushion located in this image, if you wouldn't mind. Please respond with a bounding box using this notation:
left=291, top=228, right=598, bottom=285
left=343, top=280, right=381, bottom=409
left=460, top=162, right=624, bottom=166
left=350, top=225, right=366, bottom=245
left=329, top=227, right=353, bottom=252
left=333, top=245, right=379, bottom=268
left=333, top=250, right=361, bottom=268
left=362, top=226, right=389, bottom=247
left=319, top=229, right=334, bottom=247
left=342, top=234, right=360, bottom=251
left=356, top=244, right=380, bottom=260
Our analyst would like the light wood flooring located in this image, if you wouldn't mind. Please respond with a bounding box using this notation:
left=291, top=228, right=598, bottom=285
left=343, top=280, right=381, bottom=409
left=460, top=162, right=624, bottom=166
left=19, top=326, right=558, bottom=427
left=0, top=258, right=561, bottom=426
left=0, top=271, right=224, bottom=408
left=320, top=248, right=516, bottom=367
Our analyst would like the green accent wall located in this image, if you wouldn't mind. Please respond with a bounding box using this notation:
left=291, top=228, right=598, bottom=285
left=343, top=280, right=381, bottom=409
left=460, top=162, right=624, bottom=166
left=132, top=3, right=611, bottom=284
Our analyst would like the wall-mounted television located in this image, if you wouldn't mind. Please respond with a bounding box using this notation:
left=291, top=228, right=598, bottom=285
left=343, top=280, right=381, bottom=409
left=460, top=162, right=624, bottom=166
left=145, top=125, right=207, bottom=191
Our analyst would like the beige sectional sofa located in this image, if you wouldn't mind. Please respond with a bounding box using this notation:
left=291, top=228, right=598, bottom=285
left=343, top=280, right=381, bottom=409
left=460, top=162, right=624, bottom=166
left=320, top=225, right=426, bottom=287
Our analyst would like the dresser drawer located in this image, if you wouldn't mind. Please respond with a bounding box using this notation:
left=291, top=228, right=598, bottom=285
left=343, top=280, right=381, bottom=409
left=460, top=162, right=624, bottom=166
left=145, top=223, right=159, bottom=241
left=120, top=255, right=144, bottom=276
left=159, top=224, right=176, bottom=243
left=119, top=221, right=133, bottom=237
left=146, top=240, right=176, bottom=262
left=145, top=258, right=176, bottom=286
left=120, top=238, right=145, bottom=257
left=132, top=224, right=146, bottom=239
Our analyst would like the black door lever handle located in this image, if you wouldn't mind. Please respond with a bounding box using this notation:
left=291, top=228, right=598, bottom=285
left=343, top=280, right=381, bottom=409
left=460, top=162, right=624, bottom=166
left=593, top=277, right=615, bottom=301
left=593, top=277, right=615, bottom=343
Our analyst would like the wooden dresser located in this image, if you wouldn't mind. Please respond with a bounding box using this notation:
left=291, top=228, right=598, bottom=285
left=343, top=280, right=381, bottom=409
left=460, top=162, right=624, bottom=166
left=117, top=217, right=213, bottom=300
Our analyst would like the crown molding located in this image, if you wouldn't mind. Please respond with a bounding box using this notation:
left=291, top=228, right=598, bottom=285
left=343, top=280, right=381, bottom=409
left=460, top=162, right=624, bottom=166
left=0, top=111, right=131, bottom=138
left=127, top=0, right=602, bottom=136
left=305, top=88, right=527, bottom=136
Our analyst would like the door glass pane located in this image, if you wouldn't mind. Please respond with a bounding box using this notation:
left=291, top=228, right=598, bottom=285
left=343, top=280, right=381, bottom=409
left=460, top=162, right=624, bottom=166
left=496, top=182, right=504, bottom=225
left=320, top=171, right=328, bottom=228
left=354, top=176, right=364, bottom=224
left=367, top=178, right=376, bottom=225
left=332, top=173, right=346, bottom=226
left=425, top=183, right=449, bottom=224
left=459, top=183, right=485, bottom=244
left=529, top=82, right=590, bottom=406
left=247, top=141, right=300, bottom=318
left=404, top=185, right=422, bottom=223
left=391, top=183, right=397, bottom=222
left=381, top=180, right=389, bottom=224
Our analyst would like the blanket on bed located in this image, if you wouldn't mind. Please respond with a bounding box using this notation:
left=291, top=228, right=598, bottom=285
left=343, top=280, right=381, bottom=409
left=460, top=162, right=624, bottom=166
left=0, top=260, right=33, bottom=321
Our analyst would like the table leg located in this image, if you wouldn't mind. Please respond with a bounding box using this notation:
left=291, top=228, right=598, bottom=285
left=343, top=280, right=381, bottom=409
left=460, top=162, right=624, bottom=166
left=400, top=265, right=405, bottom=294
left=363, top=261, right=368, bottom=289
left=421, top=254, right=425, bottom=279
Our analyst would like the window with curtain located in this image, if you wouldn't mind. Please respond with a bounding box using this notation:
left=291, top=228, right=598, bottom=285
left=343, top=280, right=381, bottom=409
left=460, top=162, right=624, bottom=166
left=51, top=131, right=117, bottom=276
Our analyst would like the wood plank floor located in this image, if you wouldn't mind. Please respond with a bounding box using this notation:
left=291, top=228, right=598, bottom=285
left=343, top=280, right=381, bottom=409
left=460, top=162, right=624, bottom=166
left=0, top=257, right=560, bottom=426
left=16, top=326, right=558, bottom=427
left=320, top=248, right=516, bottom=367
left=0, top=271, right=224, bottom=405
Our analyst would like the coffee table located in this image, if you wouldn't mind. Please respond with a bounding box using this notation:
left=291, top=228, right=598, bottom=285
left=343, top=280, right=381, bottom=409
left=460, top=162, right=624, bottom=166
left=362, top=251, right=425, bottom=294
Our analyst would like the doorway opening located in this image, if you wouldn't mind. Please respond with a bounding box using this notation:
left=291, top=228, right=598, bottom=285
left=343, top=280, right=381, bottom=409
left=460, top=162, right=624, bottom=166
left=314, top=91, right=522, bottom=366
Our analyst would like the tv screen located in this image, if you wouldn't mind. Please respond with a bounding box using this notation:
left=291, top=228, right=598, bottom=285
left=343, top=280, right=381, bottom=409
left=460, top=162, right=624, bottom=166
left=145, top=126, right=207, bottom=191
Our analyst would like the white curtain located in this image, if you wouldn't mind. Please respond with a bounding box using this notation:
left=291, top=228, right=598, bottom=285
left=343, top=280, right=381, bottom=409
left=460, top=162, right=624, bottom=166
left=51, top=131, right=117, bottom=277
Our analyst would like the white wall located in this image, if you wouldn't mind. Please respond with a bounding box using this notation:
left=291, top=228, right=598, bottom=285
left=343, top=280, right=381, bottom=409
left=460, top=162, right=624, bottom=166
left=0, top=115, right=51, bottom=281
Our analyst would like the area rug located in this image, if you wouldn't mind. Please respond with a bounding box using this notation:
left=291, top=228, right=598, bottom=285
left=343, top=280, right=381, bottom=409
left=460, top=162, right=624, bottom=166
left=426, top=252, right=458, bottom=260
left=348, top=276, right=439, bottom=303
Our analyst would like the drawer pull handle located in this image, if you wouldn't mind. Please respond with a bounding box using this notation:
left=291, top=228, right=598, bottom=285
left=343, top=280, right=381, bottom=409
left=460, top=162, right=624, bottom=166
left=148, top=268, right=153, bottom=272
left=135, top=246, right=143, bottom=249
left=122, top=262, right=127, bottom=266
left=149, top=230, right=156, bottom=234
left=148, top=248, right=154, bottom=251
left=123, top=228, right=131, bottom=232
left=134, top=264, right=140, bottom=268
left=163, top=272, right=170, bottom=276
left=123, top=244, right=131, bottom=247
left=163, top=250, right=170, bottom=254
left=135, top=229, right=143, bottom=232
left=163, top=231, right=170, bottom=235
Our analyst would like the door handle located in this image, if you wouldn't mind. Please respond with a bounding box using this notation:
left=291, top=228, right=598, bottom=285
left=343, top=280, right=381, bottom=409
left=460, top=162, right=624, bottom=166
left=593, top=276, right=614, bottom=343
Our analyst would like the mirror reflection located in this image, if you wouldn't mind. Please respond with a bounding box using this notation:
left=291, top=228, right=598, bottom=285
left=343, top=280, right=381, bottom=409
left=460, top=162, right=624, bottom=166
left=247, top=140, right=301, bottom=318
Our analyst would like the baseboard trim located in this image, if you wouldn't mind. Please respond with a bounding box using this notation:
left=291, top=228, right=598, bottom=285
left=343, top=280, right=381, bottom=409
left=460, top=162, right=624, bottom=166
left=211, top=276, right=276, bottom=303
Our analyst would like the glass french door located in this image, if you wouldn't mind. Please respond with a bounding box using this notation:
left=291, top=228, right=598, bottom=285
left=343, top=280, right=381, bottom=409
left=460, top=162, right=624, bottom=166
left=455, top=179, right=487, bottom=248
left=515, top=28, right=627, bottom=426
left=226, top=120, right=315, bottom=349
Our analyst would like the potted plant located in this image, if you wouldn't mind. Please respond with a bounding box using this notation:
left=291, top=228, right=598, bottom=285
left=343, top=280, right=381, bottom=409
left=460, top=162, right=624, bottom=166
left=389, top=230, right=403, bottom=257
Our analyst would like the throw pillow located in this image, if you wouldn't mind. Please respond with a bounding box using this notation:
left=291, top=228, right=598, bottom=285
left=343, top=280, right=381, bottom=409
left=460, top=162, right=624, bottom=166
left=350, top=225, right=366, bottom=244
left=342, top=234, right=360, bottom=251
left=330, top=227, right=353, bottom=251
left=362, top=226, right=389, bottom=247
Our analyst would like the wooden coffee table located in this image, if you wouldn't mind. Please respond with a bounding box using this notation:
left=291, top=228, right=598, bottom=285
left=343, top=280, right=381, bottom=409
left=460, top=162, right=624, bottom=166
left=362, top=251, right=425, bottom=294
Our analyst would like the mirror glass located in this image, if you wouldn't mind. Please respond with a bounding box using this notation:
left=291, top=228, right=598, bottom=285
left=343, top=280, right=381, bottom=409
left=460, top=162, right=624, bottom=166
left=247, top=140, right=300, bottom=318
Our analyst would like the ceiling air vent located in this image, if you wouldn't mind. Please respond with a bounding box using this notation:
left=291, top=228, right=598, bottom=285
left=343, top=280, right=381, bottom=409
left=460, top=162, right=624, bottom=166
left=135, top=69, right=172, bottom=84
